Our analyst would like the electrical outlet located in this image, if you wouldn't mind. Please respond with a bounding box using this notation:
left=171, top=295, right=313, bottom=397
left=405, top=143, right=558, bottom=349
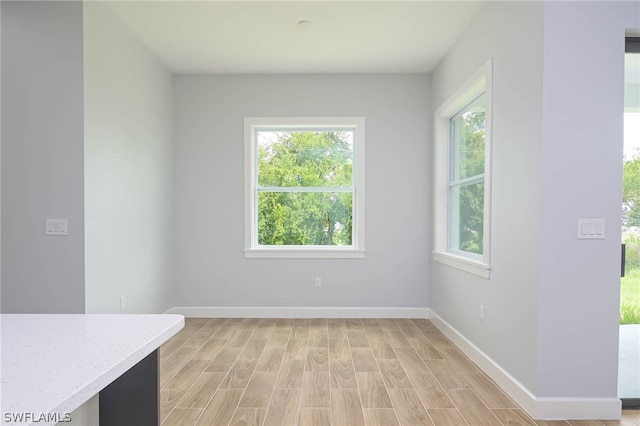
left=480, top=305, right=485, bottom=322
left=45, top=219, right=68, bottom=236
left=315, top=277, right=322, bottom=287
left=120, top=295, right=126, bottom=311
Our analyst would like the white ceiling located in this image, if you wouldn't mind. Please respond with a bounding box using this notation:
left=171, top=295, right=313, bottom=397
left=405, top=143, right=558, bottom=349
left=100, top=1, right=485, bottom=74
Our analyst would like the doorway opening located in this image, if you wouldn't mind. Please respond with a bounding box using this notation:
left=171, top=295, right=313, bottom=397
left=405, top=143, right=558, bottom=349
left=620, top=35, right=640, bottom=409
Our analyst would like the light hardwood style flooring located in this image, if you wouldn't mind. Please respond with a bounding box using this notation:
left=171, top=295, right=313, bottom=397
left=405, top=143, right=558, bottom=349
left=160, top=318, right=640, bottom=426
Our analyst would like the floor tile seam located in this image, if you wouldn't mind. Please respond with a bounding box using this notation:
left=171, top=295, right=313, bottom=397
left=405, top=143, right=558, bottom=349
left=427, top=408, right=471, bottom=425
left=390, top=389, right=431, bottom=426
left=403, top=366, right=456, bottom=413
left=447, top=387, right=503, bottom=426
left=299, top=322, right=322, bottom=420
left=458, top=371, right=521, bottom=410
left=160, top=328, right=205, bottom=372
left=622, top=411, right=640, bottom=426
left=490, top=407, right=538, bottom=426
left=367, top=333, right=398, bottom=391
left=233, top=320, right=264, bottom=381
left=344, top=324, right=373, bottom=425
left=191, top=336, right=226, bottom=364
left=288, top=369, right=306, bottom=426
left=243, top=373, right=277, bottom=422
left=204, top=368, right=255, bottom=426
left=189, top=351, right=243, bottom=426
left=427, top=363, right=470, bottom=395
left=180, top=320, right=209, bottom=339
left=213, top=322, right=264, bottom=426
left=388, top=333, right=440, bottom=382
left=161, top=345, right=212, bottom=395
left=160, top=328, right=214, bottom=425
left=210, top=318, right=235, bottom=340
left=160, top=377, right=199, bottom=426
left=325, top=371, right=336, bottom=422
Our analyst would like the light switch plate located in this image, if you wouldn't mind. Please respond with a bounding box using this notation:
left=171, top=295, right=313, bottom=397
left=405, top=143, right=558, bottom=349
left=46, top=219, right=68, bottom=236
left=577, top=219, right=605, bottom=239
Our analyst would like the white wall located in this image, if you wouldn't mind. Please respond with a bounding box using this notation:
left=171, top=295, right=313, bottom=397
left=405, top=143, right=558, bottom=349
left=172, top=74, right=430, bottom=311
left=84, top=3, right=173, bottom=314
left=1, top=0, right=3, bottom=311
left=431, top=0, right=544, bottom=394
left=536, top=0, right=640, bottom=401
left=1, top=1, right=86, bottom=313
left=431, top=0, right=640, bottom=419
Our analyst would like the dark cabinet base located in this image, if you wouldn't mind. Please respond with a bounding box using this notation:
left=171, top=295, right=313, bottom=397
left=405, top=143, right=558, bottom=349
left=99, top=350, right=159, bottom=426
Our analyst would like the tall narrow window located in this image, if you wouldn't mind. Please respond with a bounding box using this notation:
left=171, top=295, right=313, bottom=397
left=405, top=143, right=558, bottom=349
left=449, top=93, right=486, bottom=255
left=244, top=117, right=365, bottom=258
left=434, top=61, right=492, bottom=278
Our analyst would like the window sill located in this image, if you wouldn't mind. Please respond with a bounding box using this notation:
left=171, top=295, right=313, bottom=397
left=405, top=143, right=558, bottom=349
left=432, top=251, right=491, bottom=279
left=245, top=248, right=366, bottom=259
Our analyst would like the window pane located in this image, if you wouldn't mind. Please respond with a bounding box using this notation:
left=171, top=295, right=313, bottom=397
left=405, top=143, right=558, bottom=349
left=449, top=181, right=484, bottom=254
left=257, top=130, right=353, bottom=188
left=258, top=191, right=353, bottom=246
left=451, top=94, right=486, bottom=181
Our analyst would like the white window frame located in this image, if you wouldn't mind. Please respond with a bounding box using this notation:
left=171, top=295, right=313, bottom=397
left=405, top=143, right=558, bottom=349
left=244, top=117, right=366, bottom=259
left=433, top=61, right=493, bottom=278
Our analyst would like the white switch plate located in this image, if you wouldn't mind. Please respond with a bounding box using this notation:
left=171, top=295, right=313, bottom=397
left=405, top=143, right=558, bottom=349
left=45, top=219, right=68, bottom=236
left=577, top=219, right=605, bottom=239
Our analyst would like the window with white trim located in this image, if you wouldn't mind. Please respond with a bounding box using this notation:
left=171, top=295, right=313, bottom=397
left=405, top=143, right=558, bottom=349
left=433, top=61, right=492, bottom=278
left=244, top=117, right=365, bottom=258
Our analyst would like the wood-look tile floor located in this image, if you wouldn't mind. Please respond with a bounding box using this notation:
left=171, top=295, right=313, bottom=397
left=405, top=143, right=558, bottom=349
left=160, top=318, right=640, bottom=426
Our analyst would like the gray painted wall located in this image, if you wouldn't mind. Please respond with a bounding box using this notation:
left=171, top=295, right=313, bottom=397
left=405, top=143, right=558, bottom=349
left=431, top=0, right=544, bottom=393
left=431, top=0, right=640, bottom=401
left=84, top=3, right=174, bottom=314
left=1, top=1, right=85, bottom=313
left=171, top=74, right=430, bottom=309
left=536, top=0, right=639, bottom=399
left=1, top=0, right=3, bottom=311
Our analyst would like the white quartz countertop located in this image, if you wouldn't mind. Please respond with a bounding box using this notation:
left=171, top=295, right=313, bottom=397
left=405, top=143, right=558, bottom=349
left=0, top=314, right=184, bottom=425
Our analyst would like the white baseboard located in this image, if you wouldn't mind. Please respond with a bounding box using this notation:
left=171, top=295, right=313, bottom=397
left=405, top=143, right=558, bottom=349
left=164, top=306, right=429, bottom=319
left=426, top=309, right=538, bottom=415
left=427, top=309, right=622, bottom=421
left=534, top=398, right=622, bottom=420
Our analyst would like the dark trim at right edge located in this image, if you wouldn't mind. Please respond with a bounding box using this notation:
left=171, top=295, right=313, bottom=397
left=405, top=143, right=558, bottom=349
left=622, top=398, right=640, bottom=409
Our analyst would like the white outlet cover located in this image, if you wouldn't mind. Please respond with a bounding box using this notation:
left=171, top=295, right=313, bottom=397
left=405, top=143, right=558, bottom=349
left=46, top=219, right=68, bottom=236
left=577, top=219, right=605, bottom=239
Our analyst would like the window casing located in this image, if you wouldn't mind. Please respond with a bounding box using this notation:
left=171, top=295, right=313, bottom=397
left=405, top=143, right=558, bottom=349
left=434, top=61, right=492, bottom=278
left=244, top=117, right=365, bottom=258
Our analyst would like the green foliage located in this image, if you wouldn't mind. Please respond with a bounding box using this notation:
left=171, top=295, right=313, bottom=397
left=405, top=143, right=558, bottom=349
left=621, top=152, right=640, bottom=324
left=257, top=131, right=353, bottom=246
left=623, top=232, right=640, bottom=269
left=458, top=182, right=484, bottom=254
left=623, top=155, right=640, bottom=230
left=453, top=108, right=486, bottom=255
left=620, top=267, right=640, bottom=324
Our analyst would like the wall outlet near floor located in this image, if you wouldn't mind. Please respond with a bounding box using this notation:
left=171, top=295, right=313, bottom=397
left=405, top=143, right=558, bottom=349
left=120, top=295, right=126, bottom=311
left=315, top=277, right=322, bottom=287
left=480, top=305, right=485, bottom=322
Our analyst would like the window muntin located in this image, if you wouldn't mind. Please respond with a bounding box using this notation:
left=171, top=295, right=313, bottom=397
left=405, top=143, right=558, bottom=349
left=245, top=117, right=365, bottom=258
